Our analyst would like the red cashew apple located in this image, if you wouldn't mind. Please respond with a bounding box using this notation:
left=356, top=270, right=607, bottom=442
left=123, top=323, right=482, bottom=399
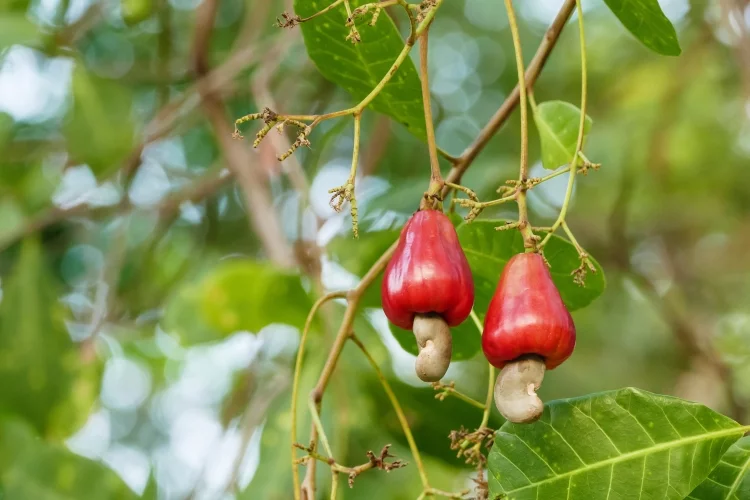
left=382, top=209, right=474, bottom=382
left=481, top=252, right=576, bottom=423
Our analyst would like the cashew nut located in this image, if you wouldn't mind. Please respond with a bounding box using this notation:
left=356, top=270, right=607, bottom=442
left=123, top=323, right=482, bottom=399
left=493, top=355, right=546, bottom=423
left=412, top=313, right=452, bottom=382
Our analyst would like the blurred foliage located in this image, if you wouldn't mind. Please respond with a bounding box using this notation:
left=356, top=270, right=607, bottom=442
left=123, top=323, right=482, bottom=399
left=0, top=0, right=749, bottom=498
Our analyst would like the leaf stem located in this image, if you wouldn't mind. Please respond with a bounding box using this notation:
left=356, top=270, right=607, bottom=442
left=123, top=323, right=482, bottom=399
left=433, top=382, right=486, bottom=410
left=300, top=242, right=399, bottom=495
left=291, top=291, right=347, bottom=500
left=504, top=0, right=537, bottom=252
left=419, top=29, right=444, bottom=201
left=540, top=0, right=588, bottom=248
left=470, top=310, right=495, bottom=430
left=442, top=0, right=577, bottom=196
left=349, top=333, right=430, bottom=489
left=299, top=0, right=345, bottom=22
left=309, top=397, right=334, bottom=457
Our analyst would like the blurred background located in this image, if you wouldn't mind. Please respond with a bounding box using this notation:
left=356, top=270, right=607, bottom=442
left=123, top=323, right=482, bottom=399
left=1, top=0, right=749, bottom=498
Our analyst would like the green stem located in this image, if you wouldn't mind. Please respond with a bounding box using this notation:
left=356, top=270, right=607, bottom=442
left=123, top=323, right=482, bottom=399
left=350, top=334, right=431, bottom=490
left=300, top=0, right=345, bottom=22
left=504, top=0, right=537, bottom=251
left=291, top=291, right=347, bottom=500
left=419, top=29, right=444, bottom=200
left=470, top=310, right=495, bottom=430
left=540, top=0, right=588, bottom=248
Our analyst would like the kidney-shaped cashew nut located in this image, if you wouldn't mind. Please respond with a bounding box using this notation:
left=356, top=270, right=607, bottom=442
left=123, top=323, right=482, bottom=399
left=494, top=355, right=546, bottom=423
left=412, top=313, right=452, bottom=382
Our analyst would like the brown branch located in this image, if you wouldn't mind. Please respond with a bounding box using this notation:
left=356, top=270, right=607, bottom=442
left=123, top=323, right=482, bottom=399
left=296, top=444, right=407, bottom=488
left=441, top=0, right=576, bottom=196
left=192, top=0, right=295, bottom=268
left=0, top=168, right=232, bottom=253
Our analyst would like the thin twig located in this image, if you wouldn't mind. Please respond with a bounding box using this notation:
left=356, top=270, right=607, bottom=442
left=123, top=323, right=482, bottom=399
left=504, top=0, right=537, bottom=250
left=291, top=291, right=348, bottom=497
left=442, top=0, right=577, bottom=195
left=193, top=0, right=295, bottom=267
left=349, top=334, right=430, bottom=489
left=418, top=29, right=444, bottom=201
left=540, top=0, right=589, bottom=249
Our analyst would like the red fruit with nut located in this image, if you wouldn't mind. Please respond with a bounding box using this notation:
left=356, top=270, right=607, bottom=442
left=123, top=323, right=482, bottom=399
left=481, top=252, right=576, bottom=423
left=382, top=209, right=474, bottom=382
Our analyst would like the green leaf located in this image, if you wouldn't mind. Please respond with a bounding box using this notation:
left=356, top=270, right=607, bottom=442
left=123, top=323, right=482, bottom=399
left=534, top=100, right=592, bottom=170
left=0, top=238, right=100, bottom=439
left=687, top=436, right=750, bottom=500
left=0, top=416, right=137, bottom=499
left=163, top=260, right=312, bottom=344
left=63, top=65, right=135, bottom=177
left=488, top=388, right=745, bottom=499
left=603, top=0, right=681, bottom=56
left=294, top=0, right=425, bottom=138
left=0, top=13, right=40, bottom=51
left=121, top=0, right=155, bottom=25
left=0, top=0, right=31, bottom=12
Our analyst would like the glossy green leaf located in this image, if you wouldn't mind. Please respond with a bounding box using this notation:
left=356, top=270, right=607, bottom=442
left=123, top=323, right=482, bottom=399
left=603, top=0, right=681, bottom=56
left=0, top=416, right=136, bottom=499
left=488, top=388, right=746, bottom=499
left=63, top=65, right=135, bottom=177
left=687, top=436, right=750, bottom=500
left=0, top=13, right=39, bottom=51
left=163, top=260, right=312, bottom=344
left=294, top=0, right=425, bottom=138
left=534, top=100, right=592, bottom=170
left=0, top=238, right=100, bottom=439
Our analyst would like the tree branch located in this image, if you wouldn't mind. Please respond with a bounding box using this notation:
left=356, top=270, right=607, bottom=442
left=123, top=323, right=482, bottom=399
left=441, top=0, right=577, bottom=195
left=192, top=0, right=296, bottom=268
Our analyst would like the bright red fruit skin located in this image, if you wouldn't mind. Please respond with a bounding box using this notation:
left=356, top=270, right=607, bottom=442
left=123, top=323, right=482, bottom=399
left=482, top=253, right=575, bottom=370
left=381, top=210, right=474, bottom=330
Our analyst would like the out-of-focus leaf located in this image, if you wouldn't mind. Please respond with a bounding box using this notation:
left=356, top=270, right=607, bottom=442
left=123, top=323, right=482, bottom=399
left=0, top=238, right=100, bottom=439
left=163, top=260, right=312, bottom=344
left=534, top=100, right=592, bottom=170
left=121, top=0, right=155, bottom=25
left=0, top=416, right=137, bottom=499
left=687, top=435, right=750, bottom=499
left=603, top=0, right=681, bottom=56
left=0, top=112, right=12, bottom=148
left=0, top=13, right=40, bottom=51
left=0, top=0, right=31, bottom=12
left=328, top=227, right=399, bottom=309
left=488, top=388, right=744, bottom=499
left=294, top=0, right=425, bottom=138
left=713, top=313, right=750, bottom=367
left=63, top=65, right=135, bottom=177
left=0, top=199, right=24, bottom=246
left=162, top=281, right=220, bottom=345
